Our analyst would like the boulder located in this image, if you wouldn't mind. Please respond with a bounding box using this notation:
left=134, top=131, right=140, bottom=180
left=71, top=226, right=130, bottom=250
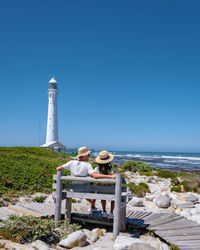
left=31, top=240, right=50, bottom=250
left=191, top=207, right=200, bottom=215
left=185, top=195, right=199, bottom=204
left=159, top=182, right=171, bottom=192
left=83, top=228, right=106, bottom=243
left=113, top=236, right=143, bottom=250
left=171, top=199, right=194, bottom=209
left=92, top=228, right=106, bottom=237
left=113, top=235, right=158, bottom=250
left=154, top=196, right=171, bottom=208
left=0, top=240, right=35, bottom=250
left=180, top=210, right=192, bottom=218
left=59, top=230, right=86, bottom=248
left=145, top=193, right=156, bottom=201
left=191, top=214, right=200, bottom=222
left=129, top=197, right=143, bottom=207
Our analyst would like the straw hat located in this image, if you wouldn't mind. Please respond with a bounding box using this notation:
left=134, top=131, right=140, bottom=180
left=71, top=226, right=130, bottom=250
left=77, top=146, right=91, bottom=158
left=95, top=150, right=114, bottom=164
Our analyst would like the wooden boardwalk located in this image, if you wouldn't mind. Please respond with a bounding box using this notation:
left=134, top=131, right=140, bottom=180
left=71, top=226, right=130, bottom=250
left=0, top=204, right=200, bottom=250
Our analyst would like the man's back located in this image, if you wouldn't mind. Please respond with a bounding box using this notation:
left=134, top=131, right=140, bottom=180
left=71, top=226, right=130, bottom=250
left=63, top=160, right=94, bottom=177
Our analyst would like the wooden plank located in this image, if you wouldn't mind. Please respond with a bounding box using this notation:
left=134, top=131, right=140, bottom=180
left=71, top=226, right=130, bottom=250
left=133, top=211, right=147, bottom=219
left=53, top=175, right=116, bottom=184
left=149, top=219, right=199, bottom=231
left=65, top=191, right=116, bottom=201
left=126, top=209, right=135, bottom=217
left=165, top=234, right=200, bottom=241
left=0, top=207, right=20, bottom=220
left=155, top=227, right=200, bottom=237
left=143, top=213, right=165, bottom=222
left=7, top=206, right=40, bottom=217
left=21, top=203, right=54, bottom=216
left=136, top=212, right=152, bottom=219
left=71, top=213, right=113, bottom=227
left=52, top=183, right=115, bottom=193
left=172, top=240, right=200, bottom=246
left=148, top=214, right=182, bottom=226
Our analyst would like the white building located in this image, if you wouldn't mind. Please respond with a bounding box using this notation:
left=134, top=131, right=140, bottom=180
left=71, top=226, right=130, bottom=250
left=41, top=77, right=66, bottom=153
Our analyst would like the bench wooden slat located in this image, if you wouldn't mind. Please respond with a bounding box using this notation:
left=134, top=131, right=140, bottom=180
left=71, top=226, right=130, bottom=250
left=53, top=175, right=116, bottom=184
left=65, top=191, right=116, bottom=200
left=52, top=183, right=115, bottom=193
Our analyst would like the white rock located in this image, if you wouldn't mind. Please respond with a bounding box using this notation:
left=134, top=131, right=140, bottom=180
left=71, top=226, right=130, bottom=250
left=154, top=196, right=171, bottom=208
left=59, top=230, right=86, bottom=248
left=191, top=207, right=200, bottom=215
left=180, top=210, right=192, bottom=217
left=0, top=240, right=35, bottom=250
left=113, top=236, right=142, bottom=250
left=113, top=235, right=164, bottom=250
left=92, top=228, right=106, bottom=236
left=92, top=248, right=104, bottom=250
left=185, top=195, right=199, bottom=204
left=129, top=197, right=143, bottom=207
left=171, top=199, right=194, bottom=209
left=160, top=182, right=171, bottom=192
left=145, top=193, right=156, bottom=201
left=31, top=240, right=50, bottom=250
left=139, top=235, right=170, bottom=250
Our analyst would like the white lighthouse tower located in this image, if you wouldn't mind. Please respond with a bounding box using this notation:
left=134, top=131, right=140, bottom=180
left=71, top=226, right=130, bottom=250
left=41, top=77, right=66, bottom=152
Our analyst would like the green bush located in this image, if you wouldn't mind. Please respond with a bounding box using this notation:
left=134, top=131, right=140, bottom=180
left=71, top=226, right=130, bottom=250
left=122, top=160, right=156, bottom=172
left=128, top=182, right=150, bottom=197
left=180, top=176, right=200, bottom=193
left=171, top=178, right=180, bottom=186
left=157, top=170, right=176, bottom=179
left=0, top=215, right=80, bottom=244
left=140, top=171, right=156, bottom=176
left=32, top=195, right=46, bottom=203
left=0, top=200, right=5, bottom=207
left=170, top=186, right=181, bottom=192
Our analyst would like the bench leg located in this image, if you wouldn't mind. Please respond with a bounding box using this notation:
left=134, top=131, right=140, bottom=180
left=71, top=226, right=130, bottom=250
left=113, top=174, right=122, bottom=239
left=120, top=203, right=126, bottom=232
left=65, top=198, right=72, bottom=222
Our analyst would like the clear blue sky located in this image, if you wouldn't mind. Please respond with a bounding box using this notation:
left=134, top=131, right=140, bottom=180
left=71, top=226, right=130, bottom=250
left=1, top=0, right=200, bottom=152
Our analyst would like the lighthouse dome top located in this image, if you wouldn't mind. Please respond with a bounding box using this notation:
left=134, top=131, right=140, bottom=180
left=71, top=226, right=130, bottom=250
left=48, top=77, right=58, bottom=89
left=49, top=77, right=57, bottom=84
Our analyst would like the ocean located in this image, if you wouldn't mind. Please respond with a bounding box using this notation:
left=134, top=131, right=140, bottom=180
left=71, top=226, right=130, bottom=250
left=92, top=151, right=200, bottom=172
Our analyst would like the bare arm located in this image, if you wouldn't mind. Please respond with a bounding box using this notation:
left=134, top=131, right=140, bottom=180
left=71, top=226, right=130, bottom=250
left=56, top=165, right=64, bottom=171
left=91, top=172, right=116, bottom=179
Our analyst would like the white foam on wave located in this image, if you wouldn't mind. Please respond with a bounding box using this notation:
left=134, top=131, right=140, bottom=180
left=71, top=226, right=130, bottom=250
left=161, top=155, right=200, bottom=161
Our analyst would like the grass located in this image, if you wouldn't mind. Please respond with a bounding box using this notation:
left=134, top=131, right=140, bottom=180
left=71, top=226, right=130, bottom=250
left=0, top=147, right=71, bottom=199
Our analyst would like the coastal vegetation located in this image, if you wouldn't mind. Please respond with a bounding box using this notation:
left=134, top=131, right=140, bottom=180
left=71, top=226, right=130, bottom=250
left=128, top=182, right=150, bottom=197
left=32, top=195, right=46, bottom=203
left=0, top=215, right=80, bottom=244
left=0, top=147, right=71, bottom=203
left=121, top=160, right=157, bottom=172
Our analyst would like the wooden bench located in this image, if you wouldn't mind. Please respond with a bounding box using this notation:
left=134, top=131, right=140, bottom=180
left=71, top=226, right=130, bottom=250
left=53, top=172, right=129, bottom=239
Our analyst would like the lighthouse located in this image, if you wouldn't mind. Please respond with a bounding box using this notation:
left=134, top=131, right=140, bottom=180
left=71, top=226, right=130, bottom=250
left=41, top=77, right=66, bottom=152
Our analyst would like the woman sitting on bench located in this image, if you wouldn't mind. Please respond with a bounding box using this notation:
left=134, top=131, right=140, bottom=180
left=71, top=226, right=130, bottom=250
left=95, top=150, right=116, bottom=218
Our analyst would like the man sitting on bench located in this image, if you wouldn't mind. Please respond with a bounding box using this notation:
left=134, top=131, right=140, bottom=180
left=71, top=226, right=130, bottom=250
left=56, top=146, right=116, bottom=212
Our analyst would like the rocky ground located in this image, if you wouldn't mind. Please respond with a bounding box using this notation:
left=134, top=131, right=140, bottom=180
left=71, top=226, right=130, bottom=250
left=1, top=171, right=200, bottom=249
left=125, top=171, right=200, bottom=224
